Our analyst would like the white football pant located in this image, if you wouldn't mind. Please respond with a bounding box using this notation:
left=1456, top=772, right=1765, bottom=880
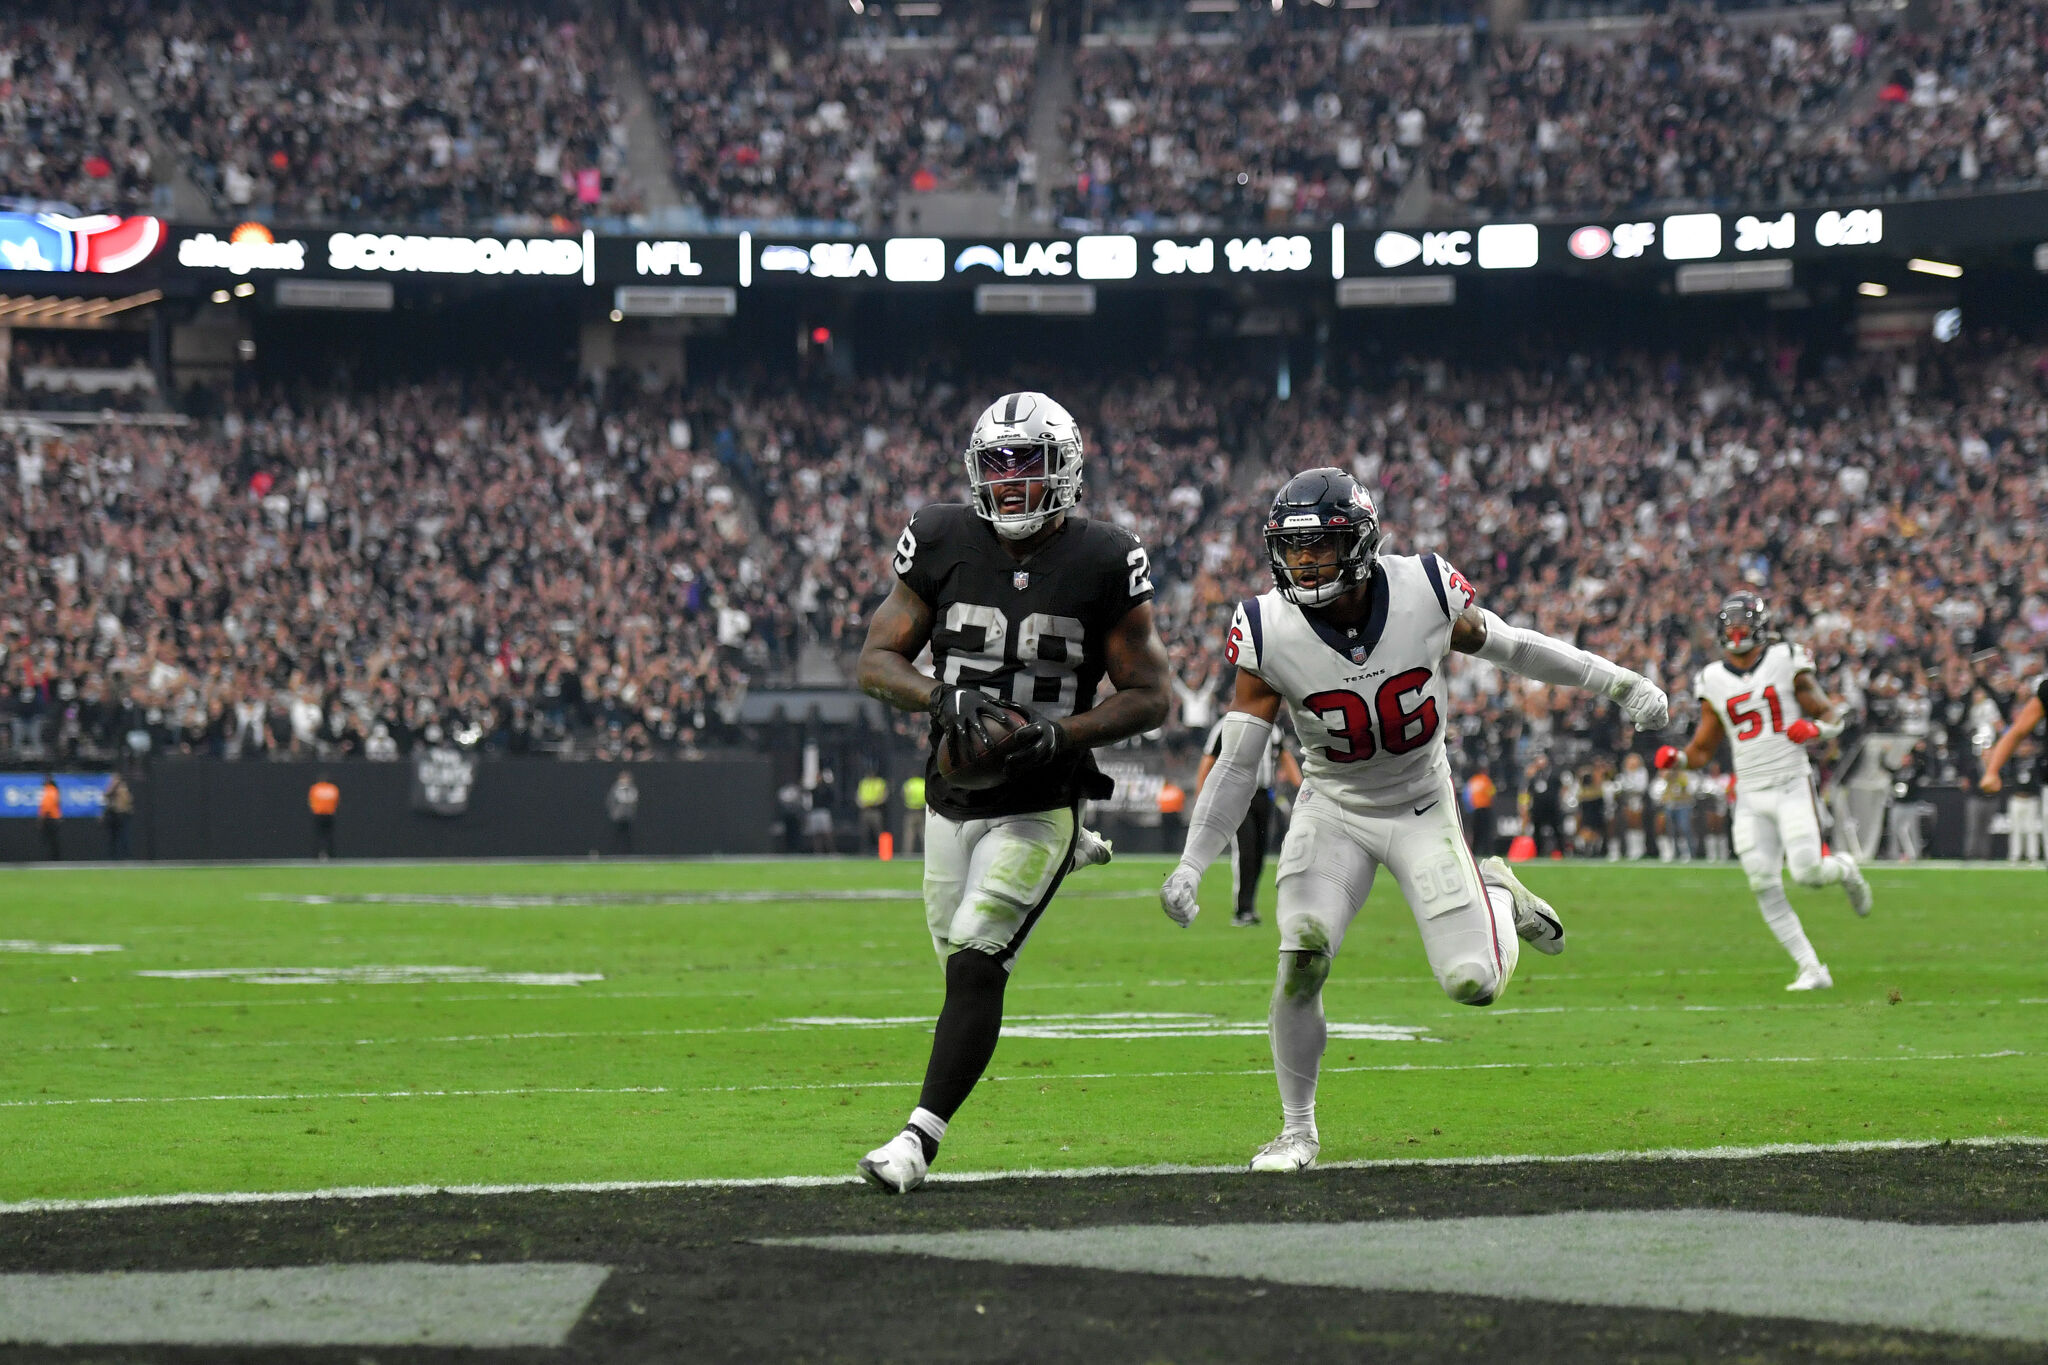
left=1273, top=780, right=1520, bottom=1005
left=922, top=805, right=1077, bottom=968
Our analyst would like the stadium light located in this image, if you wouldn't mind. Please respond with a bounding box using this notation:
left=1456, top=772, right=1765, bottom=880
left=1857, top=282, right=1888, bottom=298
left=232, top=281, right=255, bottom=298
left=1907, top=258, right=1962, bottom=278
left=210, top=289, right=231, bottom=303
left=610, top=309, right=624, bottom=322
left=847, top=0, right=863, bottom=12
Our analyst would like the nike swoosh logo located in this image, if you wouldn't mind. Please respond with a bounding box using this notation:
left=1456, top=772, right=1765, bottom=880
left=1412, top=801, right=1439, bottom=816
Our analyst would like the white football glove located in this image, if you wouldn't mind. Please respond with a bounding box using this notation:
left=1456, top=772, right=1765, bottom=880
left=1160, top=864, right=1202, bottom=929
left=1612, top=672, right=1670, bottom=731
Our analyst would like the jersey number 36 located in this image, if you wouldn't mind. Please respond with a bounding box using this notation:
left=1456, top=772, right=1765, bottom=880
left=1304, top=668, right=1438, bottom=763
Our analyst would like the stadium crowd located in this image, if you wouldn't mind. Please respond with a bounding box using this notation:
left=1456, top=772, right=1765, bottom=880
left=6, top=333, right=2044, bottom=811
left=7, top=2, right=2047, bottom=227
left=130, top=5, right=635, bottom=225
left=0, top=18, right=157, bottom=213
left=639, top=15, right=1034, bottom=228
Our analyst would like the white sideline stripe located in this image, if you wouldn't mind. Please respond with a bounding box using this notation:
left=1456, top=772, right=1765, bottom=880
left=6, top=855, right=2040, bottom=871
left=1, top=1136, right=2043, bottom=1216
left=0, top=1049, right=2031, bottom=1112
left=27, top=998, right=2033, bottom=1054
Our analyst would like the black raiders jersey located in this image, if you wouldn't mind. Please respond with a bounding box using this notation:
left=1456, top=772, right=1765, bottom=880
left=894, top=503, right=1154, bottom=819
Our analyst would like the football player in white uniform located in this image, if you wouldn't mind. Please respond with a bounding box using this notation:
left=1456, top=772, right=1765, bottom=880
left=1159, top=468, right=1670, bottom=1173
left=1655, top=592, right=1873, bottom=991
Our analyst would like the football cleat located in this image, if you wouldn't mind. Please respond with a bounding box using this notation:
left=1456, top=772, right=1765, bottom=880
left=1480, top=855, right=1564, bottom=955
left=1231, top=908, right=1262, bottom=927
left=1838, top=855, right=1873, bottom=917
left=857, top=1130, right=929, bottom=1194
left=1249, top=1130, right=1320, bottom=1173
left=1067, top=826, right=1114, bottom=875
left=1786, top=962, right=1834, bottom=992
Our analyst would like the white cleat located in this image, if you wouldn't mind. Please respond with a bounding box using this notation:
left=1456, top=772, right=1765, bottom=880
left=1786, top=962, right=1834, bottom=992
left=1248, top=1130, right=1320, bottom=1173
left=1067, top=826, right=1114, bottom=875
left=1838, top=854, right=1872, bottom=917
left=1480, top=855, right=1564, bottom=956
left=857, top=1130, right=929, bottom=1194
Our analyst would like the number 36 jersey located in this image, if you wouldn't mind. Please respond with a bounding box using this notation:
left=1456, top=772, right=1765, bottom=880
left=894, top=503, right=1154, bottom=820
left=1228, top=553, right=1473, bottom=815
left=1695, top=641, right=1816, bottom=789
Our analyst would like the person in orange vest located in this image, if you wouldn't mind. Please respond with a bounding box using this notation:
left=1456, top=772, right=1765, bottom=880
left=309, top=776, right=340, bottom=860
left=1464, top=768, right=1497, bottom=856
left=1158, top=778, right=1187, bottom=847
left=37, top=775, right=62, bottom=860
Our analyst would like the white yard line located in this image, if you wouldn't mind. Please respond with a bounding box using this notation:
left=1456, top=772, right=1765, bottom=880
left=0, top=1049, right=2030, bottom=1113
left=0, top=1134, right=2042, bottom=1216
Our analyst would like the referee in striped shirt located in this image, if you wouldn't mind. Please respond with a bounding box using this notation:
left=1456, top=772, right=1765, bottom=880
left=1196, top=716, right=1301, bottom=926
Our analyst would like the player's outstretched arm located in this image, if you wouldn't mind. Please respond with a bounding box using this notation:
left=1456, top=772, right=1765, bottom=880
left=856, top=581, right=939, bottom=714
left=1979, top=694, right=2046, bottom=794
left=1656, top=706, right=1724, bottom=772
left=1788, top=670, right=1848, bottom=746
left=1162, top=670, right=1284, bottom=928
left=1450, top=604, right=1669, bottom=731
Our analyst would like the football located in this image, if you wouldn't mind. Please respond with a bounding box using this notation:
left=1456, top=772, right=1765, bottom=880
left=935, top=699, right=1035, bottom=791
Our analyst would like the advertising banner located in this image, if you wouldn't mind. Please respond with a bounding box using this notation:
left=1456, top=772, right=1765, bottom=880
left=0, top=773, right=113, bottom=818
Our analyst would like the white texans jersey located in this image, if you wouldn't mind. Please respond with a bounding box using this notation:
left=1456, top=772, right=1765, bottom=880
left=1695, top=640, right=1817, bottom=788
left=1227, top=553, right=1474, bottom=813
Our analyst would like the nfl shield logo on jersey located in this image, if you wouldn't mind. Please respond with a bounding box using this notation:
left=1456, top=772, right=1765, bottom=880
left=1350, top=645, right=1367, bottom=664
left=1013, top=570, right=1031, bottom=591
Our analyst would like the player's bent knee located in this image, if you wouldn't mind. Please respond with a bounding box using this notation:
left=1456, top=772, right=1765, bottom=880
left=1744, top=865, right=1783, bottom=894
left=1278, top=949, right=1329, bottom=1002
left=1440, top=959, right=1500, bottom=1006
left=1787, top=857, right=1828, bottom=888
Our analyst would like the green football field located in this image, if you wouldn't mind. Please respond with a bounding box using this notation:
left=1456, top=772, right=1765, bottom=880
left=1, top=856, right=2041, bottom=1203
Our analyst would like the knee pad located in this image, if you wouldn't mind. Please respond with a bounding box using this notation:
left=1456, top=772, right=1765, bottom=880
left=1440, top=959, right=1500, bottom=1006
left=1788, top=856, right=1829, bottom=888
left=1279, top=950, right=1330, bottom=1002
left=1745, top=864, right=1783, bottom=894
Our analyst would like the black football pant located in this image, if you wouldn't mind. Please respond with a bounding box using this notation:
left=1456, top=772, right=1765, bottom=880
left=1233, top=791, right=1275, bottom=918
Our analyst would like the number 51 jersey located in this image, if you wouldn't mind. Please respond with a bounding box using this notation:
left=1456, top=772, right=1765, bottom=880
left=1228, top=553, right=1472, bottom=814
left=1695, top=641, right=1817, bottom=789
left=894, top=503, right=1154, bottom=820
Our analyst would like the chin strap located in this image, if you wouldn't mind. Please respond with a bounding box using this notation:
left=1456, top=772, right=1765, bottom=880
left=1473, top=609, right=1629, bottom=696
left=1176, top=711, right=1272, bottom=876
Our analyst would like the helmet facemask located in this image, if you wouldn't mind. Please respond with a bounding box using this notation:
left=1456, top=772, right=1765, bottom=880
left=967, top=439, right=1081, bottom=540
left=1716, top=592, right=1774, bottom=658
left=1267, top=522, right=1379, bottom=606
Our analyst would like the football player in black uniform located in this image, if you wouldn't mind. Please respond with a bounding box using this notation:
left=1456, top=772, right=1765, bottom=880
left=852, top=390, right=1171, bottom=1192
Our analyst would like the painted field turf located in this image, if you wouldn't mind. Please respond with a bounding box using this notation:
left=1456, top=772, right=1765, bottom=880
left=0, top=858, right=2040, bottom=1201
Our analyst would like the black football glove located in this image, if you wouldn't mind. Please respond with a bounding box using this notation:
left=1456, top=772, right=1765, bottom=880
left=1001, top=714, right=1071, bottom=779
left=929, top=684, right=1014, bottom=761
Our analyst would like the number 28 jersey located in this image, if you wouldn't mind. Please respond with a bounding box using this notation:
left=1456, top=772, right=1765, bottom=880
left=1227, top=553, right=1473, bottom=814
left=1694, top=641, right=1816, bottom=789
left=894, top=503, right=1154, bottom=820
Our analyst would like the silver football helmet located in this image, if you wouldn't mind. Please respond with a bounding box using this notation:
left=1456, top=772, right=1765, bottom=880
left=964, top=391, right=1084, bottom=540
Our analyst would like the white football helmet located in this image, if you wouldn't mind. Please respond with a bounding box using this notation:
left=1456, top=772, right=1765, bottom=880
left=964, top=391, right=1084, bottom=540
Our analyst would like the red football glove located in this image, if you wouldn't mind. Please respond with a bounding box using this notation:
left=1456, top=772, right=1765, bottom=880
left=1653, top=745, right=1683, bottom=770
left=1786, top=718, right=1820, bottom=744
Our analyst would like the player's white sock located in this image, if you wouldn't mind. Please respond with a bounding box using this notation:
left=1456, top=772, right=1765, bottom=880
left=1485, top=883, right=1522, bottom=996
left=904, top=1107, right=948, bottom=1160
left=1269, top=979, right=1324, bottom=1139
left=1754, top=882, right=1821, bottom=971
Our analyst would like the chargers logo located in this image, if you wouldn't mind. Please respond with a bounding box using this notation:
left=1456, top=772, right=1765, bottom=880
left=759, top=244, right=811, bottom=273
left=0, top=212, right=163, bottom=274
left=953, top=245, right=1003, bottom=273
